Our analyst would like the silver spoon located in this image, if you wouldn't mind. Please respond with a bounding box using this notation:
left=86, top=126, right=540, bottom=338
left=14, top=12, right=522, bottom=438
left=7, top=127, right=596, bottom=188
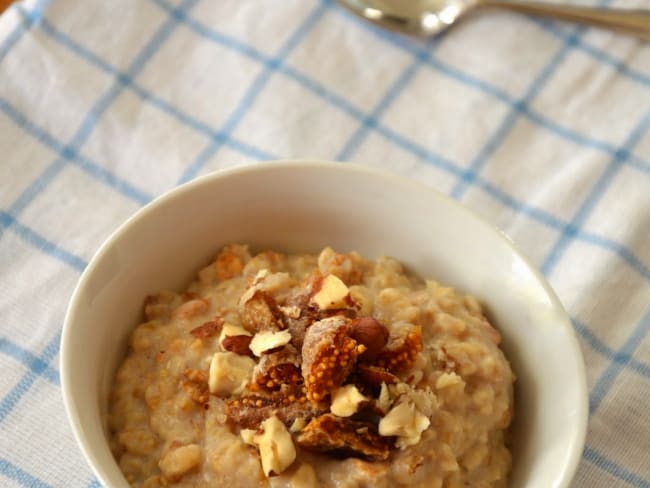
left=337, top=0, right=650, bottom=41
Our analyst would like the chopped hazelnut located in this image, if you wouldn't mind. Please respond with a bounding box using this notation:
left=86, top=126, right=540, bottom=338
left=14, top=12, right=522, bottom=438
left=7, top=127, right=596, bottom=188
left=249, top=329, right=292, bottom=357
left=208, top=352, right=255, bottom=397
left=240, top=429, right=256, bottom=446
left=251, top=415, right=296, bottom=477
left=377, top=382, right=392, bottom=414
left=290, top=418, right=307, bottom=433
left=310, top=274, right=350, bottom=310
left=218, top=324, right=253, bottom=356
left=330, top=385, right=367, bottom=417
left=378, top=402, right=430, bottom=449
left=219, top=324, right=252, bottom=344
left=350, top=317, right=389, bottom=362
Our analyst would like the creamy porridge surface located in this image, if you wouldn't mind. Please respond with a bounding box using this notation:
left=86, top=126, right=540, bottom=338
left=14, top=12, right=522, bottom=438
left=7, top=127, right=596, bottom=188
left=109, top=245, right=514, bottom=488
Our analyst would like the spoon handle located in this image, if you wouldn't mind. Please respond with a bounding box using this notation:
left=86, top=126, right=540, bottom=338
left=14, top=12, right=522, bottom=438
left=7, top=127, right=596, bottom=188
left=478, top=0, right=650, bottom=41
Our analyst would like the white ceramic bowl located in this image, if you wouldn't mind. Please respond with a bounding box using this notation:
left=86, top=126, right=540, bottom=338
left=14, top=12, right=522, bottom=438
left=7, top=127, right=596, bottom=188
left=61, top=161, right=587, bottom=488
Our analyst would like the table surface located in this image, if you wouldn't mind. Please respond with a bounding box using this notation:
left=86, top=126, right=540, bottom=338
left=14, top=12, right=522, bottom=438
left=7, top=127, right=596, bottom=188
left=0, top=0, right=649, bottom=487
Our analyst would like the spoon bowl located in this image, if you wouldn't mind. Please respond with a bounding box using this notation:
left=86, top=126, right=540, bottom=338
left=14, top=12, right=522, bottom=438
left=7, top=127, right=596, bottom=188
left=338, top=0, right=475, bottom=36
left=337, top=0, right=650, bottom=41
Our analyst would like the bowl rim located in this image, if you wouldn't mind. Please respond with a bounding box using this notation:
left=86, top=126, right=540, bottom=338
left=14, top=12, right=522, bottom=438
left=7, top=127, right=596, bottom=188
left=60, top=159, right=588, bottom=486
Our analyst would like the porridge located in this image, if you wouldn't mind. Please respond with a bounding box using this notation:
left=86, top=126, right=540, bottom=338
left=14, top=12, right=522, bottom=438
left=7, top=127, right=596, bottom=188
left=109, top=245, right=514, bottom=487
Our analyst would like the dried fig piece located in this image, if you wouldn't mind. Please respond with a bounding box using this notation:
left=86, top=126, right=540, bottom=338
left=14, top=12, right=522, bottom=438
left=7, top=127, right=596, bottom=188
left=283, top=272, right=323, bottom=349
left=225, top=387, right=325, bottom=430
left=301, top=317, right=364, bottom=403
left=250, top=345, right=302, bottom=392
left=376, top=324, right=423, bottom=373
left=296, top=414, right=393, bottom=461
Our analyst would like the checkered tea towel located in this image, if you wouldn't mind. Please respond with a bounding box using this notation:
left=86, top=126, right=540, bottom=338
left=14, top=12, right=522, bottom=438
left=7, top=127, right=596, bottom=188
left=0, top=0, right=649, bottom=486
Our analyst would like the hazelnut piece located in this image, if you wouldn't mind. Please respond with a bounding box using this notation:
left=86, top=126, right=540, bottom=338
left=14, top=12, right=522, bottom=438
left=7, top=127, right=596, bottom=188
left=311, top=274, right=350, bottom=310
left=249, top=329, right=292, bottom=357
left=351, top=317, right=389, bottom=362
left=330, top=384, right=367, bottom=417
left=208, top=352, right=255, bottom=397
left=378, top=401, right=430, bottom=449
left=249, top=415, right=296, bottom=477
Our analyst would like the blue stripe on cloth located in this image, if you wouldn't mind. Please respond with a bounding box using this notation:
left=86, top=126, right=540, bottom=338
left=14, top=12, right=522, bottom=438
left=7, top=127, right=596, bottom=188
left=0, top=338, right=59, bottom=385
left=541, top=111, right=650, bottom=277
left=151, top=0, right=269, bottom=65
left=328, top=0, right=650, bottom=176
left=589, top=308, right=650, bottom=414
left=156, top=0, right=650, bottom=177
left=23, top=0, right=650, bottom=284
left=0, top=332, right=60, bottom=423
left=0, top=97, right=152, bottom=206
left=449, top=20, right=586, bottom=198
left=533, top=17, right=650, bottom=89
left=0, top=0, right=50, bottom=64
left=584, top=446, right=650, bottom=488
left=426, top=51, right=650, bottom=176
left=152, top=0, right=369, bottom=123
left=3, top=0, right=197, bottom=234
left=0, top=457, right=52, bottom=488
left=571, top=318, right=650, bottom=379
left=175, top=1, right=328, bottom=183
left=35, top=16, right=276, bottom=163
left=336, top=48, right=431, bottom=161
left=86, top=478, right=102, bottom=488
left=577, top=230, right=650, bottom=282
left=0, top=211, right=87, bottom=272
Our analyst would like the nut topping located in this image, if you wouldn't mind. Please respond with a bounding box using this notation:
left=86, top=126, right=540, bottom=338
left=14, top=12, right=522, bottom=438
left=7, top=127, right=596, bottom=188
left=310, top=274, right=350, bottom=311
left=219, top=323, right=254, bottom=356
left=249, top=329, right=292, bottom=357
left=378, top=401, right=430, bottom=449
left=246, top=414, right=296, bottom=477
left=330, top=384, right=367, bottom=417
left=221, top=335, right=253, bottom=356
left=219, top=323, right=252, bottom=343
left=208, top=352, right=255, bottom=397
left=350, top=317, right=389, bottom=362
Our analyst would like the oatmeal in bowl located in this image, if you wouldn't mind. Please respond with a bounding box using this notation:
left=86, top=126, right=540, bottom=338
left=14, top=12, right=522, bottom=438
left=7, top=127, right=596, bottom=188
left=61, top=161, right=587, bottom=488
left=110, top=244, right=514, bottom=487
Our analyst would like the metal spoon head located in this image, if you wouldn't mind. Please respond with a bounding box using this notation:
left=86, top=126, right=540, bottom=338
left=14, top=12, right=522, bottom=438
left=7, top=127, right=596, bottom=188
left=337, top=0, right=476, bottom=36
